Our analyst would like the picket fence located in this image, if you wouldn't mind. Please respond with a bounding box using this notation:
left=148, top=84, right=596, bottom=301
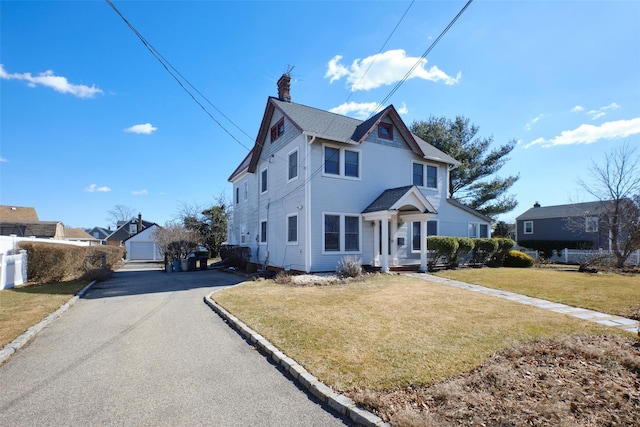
left=520, top=248, right=640, bottom=266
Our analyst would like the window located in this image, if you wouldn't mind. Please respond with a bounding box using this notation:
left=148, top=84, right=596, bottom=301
left=412, top=163, right=437, bottom=189
left=287, top=214, right=298, bottom=243
left=324, top=214, right=360, bottom=253
left=426, top=165, right=437, bottom=188
left=241, top=234, right=246, bottom=244
left=585, top=216, right=598, bottom=232
left=129, top=224, right=137, bottom=234
left=260, top=168, right=268, bottom=193
left=378, top=122, right=393, bottom=140
left=243, top=181, right=248, bottom=201
left=480, top=224, right=489, bottom=238
left=324, top=146, right=340, bottom=175
left=412, top=222, right=421, bottom=251
left=324, top=215, right=340, bottom=251
left=288, top=150, right=298, bottom=180
left=524, top=221, right=533, bottom=234
left=345, top=216, right=359, bottom=251
left=93, top=231, right=100, bottom=239
left=468, top=223, right=478, bottom=238
left=412, top=163, right=423, bottom=186
left=235, top=187, right=239, bottom=204
left=270, top=118, right=284, bottom=142
left=323, top=145, right=361, bottom=179
left=412, top=220, right=438, bottom=251
left=344, top=150, right=359, bottom=178
left=260, top=221, right=267, bottom=243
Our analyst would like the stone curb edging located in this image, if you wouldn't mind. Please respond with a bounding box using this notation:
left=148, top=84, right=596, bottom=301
left=0, top=281, right=97, bottom=365
left=204, top=292, right=390, bottom=427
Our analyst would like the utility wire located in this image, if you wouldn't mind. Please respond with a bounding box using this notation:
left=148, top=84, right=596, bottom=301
left=271, top=0, right=473, bottom=206
left=105, top=0, right=253, bottom=150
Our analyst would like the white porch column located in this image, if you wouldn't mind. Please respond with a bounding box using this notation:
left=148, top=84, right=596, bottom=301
left=420, top=219, right=428, bottom=272
left=381, top=219, right=389, bottom=272
left=390, top=216, right=398, bottom=266
left=373, top=220, right=380, bottom=267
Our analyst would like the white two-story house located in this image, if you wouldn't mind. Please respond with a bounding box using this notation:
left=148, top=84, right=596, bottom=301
left=228, top=73, right=491, bottom=273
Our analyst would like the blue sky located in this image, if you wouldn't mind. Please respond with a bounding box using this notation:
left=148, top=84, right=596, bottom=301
left=1, top=0, right=639, bottom=229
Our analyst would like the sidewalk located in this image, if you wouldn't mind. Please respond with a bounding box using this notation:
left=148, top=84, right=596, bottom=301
left=407, top=273, right=639, bottom=334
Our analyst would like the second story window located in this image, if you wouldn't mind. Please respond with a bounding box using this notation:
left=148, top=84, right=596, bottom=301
left=413, top=162, right=437, bottom=189
left=270, top=118, right=285, bottom=143
left=323, top=145, right=361, bottom=179
left=288, top=150, right=298, bottom=180
left=261, top=168, right=268, bottom=193
left=585, top=216, right=598, bottom=232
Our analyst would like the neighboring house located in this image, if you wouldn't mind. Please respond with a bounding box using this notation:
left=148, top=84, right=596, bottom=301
left=0, top=221, right=65, bottom=239
left=0, top=205, right=39, bottom=222
left=227, top=73, right=492, bottom=273
left=86, top=226, right=112, bottom=243
left=515, top=201, right=612, bottom=250
left=123, top=223, right=162, bottom=261
left=105, top=213, right=156, bottom=247
left=65, top=228, right=101, bottom=245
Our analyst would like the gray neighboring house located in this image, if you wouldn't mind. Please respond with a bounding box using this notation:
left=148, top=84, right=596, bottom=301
left=515, top=201, right=612, bottom=250
left=86, top=226, right=112, bottom=243
left=105, top=213, right=156, bottom=247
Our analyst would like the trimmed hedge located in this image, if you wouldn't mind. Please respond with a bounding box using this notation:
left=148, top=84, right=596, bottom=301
left=504, top=249, right=535, bottom=268
left=427, top=236, right=459, bottom=271
left=17, top=242, right=124, bottom=283
left=488, top=238, right=515, bottom=267
left=448, top=237, right=475, bottom=269
left=471, top=238, right=499, bottom=266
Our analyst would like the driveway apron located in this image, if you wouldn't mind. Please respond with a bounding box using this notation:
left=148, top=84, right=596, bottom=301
left=0, top=262, right=348, bottom=426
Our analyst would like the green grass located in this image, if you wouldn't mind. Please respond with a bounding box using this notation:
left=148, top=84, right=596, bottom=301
left=434, top=267, right=640, bottom=319
left=0, top=280, right=90, bottom=349
left=213, top=275, right=621, bottom=391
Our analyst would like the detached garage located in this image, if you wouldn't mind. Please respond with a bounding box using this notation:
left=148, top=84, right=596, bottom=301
left=124, top=224, right=162, bottom=261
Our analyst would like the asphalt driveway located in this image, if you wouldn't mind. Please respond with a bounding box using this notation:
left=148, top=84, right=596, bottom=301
left=0, top=261, right=348, bottom=426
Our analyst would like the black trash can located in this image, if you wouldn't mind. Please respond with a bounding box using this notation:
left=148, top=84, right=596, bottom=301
left=188, top=257, right=197, bottom=271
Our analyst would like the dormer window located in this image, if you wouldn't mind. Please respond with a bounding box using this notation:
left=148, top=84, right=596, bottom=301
left=378, top=122, right=393, bottom=140
left=270, top=118, right=285, bottom=142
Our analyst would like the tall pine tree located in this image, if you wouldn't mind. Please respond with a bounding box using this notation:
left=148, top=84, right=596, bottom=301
left=411, top=115, right=519, bottom=219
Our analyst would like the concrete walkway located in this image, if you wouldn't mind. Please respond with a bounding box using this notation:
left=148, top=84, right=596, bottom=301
left=407, top=272, right=639, bottom=334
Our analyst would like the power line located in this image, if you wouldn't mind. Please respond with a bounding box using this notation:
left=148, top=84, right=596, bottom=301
left=104, top=0, right=253, bottom=151
left=271, top=0, right=474, bottom=206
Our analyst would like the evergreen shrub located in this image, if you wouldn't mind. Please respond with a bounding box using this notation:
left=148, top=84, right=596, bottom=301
left=504, top=250, right=535, bottom=268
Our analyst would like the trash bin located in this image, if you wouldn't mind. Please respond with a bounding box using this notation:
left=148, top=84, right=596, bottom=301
left=173, top=259, right=181, bottom=272
left=188, top=257, right=196, bottom=271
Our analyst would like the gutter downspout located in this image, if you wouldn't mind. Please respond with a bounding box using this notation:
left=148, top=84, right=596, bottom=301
left=305, top=133, right=316, bottom=272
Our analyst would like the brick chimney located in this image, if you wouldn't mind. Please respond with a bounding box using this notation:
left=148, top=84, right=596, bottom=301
left=277, top=73, right=291, bottom=102
left=137, top=213, right=143, bottom=233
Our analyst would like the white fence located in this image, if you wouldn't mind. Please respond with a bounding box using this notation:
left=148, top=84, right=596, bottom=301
left=520, top=248, right=640, bottom=266
left=0, top=235, right=90, bottom=290
left=0, top=251, right=27, bottom=290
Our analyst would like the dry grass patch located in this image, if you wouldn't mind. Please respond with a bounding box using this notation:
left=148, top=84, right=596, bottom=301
left=213, top=274, right=618, bottom=391
left=435, top=268, right=640, bottom=319
left=0, top=280, right=90, bottom=349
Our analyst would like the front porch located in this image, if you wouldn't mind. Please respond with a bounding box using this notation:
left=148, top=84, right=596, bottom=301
left=362, top=185, right=436, bottom=273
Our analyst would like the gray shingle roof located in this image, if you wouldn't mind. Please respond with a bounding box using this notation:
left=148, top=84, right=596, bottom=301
left=362, top=186, right=414, bottom=213
left=516, top=201, right=611, bottom=220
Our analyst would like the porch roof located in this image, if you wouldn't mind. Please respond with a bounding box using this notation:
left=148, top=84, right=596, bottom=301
left=362, top=185, right=437, bottom=215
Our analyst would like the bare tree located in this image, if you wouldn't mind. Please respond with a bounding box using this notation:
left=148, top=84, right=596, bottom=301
left=152, top=222, right=201, bottom=261
left=579, top=144, right=640, bottom=268
left=106, top=204, right=136, bottom=228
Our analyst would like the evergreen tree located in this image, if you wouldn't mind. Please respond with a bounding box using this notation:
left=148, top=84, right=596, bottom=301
left=411, top=116, right=519, bottom=219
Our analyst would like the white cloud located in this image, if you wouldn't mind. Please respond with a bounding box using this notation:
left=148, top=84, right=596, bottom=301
left=525, top=114, right=547, bottom=131
left=329, top=102, right=382, bottom=119
left=588, top=102, right=619, bottom=120
left=0, top=64, right=103, bottom=98
left=86, top=184, right=111, bottom=193
left=526, top=117, right=640, bottom=148
left=325, top=49, right=461, bottom=91
left=131, top=189, right=148, bottom=196
left=125, top=123, right=157, bottom=134
left=571, top=105, right=584, bottom=113
left=0, top=157, right=7, bottom=163
left=396, top=102, right=409, bottom=115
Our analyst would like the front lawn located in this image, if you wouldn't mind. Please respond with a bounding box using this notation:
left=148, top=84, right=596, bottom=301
left=0, top=280, right=90, bottom=349
left=212, top=274, right=619, bottom=391
left=434, top=267, right=640, bottom=319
